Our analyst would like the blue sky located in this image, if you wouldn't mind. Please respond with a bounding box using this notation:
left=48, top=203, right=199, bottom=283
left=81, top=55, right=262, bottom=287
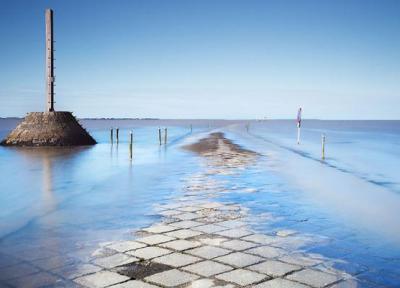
left=0, top=0, right=399, bottom=119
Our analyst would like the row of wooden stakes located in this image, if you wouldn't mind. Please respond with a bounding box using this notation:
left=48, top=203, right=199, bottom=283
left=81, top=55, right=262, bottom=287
left=110, top=128, right=134, bottom=144
left=110, top=128, right=134, bottom=159
left=109, top=127, right=173, bottom=160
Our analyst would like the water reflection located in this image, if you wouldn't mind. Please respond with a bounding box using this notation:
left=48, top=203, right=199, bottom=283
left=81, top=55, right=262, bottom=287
left=0, top=123, right=206, bottom=286
left=0, top=147, right=94, bottom=286
left=42, top=154, right=55, bottom=222
left=0, top=147, right=92, bottom=238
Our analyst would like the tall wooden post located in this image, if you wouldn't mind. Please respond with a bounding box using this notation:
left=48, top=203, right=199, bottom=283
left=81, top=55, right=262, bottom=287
left=46, top=9, right=55, bottom=112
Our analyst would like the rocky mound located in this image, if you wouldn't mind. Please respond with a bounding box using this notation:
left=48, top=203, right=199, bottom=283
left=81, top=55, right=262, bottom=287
left=1, top=112, right=96, bottom=146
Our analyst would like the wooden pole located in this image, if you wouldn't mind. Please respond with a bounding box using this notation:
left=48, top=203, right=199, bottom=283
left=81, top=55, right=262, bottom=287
left=164, top=128, right=168, bottom=145
left=190, top=124, right=192, bottom=133
left=322, top=134, right=326, bottom=160
left=297, top=124, right=301, bottom=145
left=129, top=131, right=133, bottom=159
left=116, top=128, right=119, bottom=143
left=158, top=128, right=162, bottom=145
left=296, top=107, right=302, bottom=144
left=45, top=9, right=55, bottom=112
left=110, top=128, right=113, bottom=144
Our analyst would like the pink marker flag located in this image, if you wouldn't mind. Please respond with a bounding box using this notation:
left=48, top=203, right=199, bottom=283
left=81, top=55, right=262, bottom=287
left=297, top=107, right=302, bottom=128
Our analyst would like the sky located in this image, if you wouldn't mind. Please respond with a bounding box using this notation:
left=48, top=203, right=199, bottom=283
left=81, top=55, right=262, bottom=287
left=0, top=0, right=399, bottom=119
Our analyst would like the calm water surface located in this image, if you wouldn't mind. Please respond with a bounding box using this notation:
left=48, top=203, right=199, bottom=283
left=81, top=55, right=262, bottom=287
left=0, top=119, right=399, bottom=287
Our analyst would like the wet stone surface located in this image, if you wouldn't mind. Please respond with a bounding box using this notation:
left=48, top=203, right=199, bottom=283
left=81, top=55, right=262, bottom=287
left=75, top=271, right=130, bottom=288
left=144, top=269, right=199, bottom=287
left=115, top=261, right=173, bottom=280
left=0, top=132, right=360, bottom=287
left=66, top=133, right=354, bottom=287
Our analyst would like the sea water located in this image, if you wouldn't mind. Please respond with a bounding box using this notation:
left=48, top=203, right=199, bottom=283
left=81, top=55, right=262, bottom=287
left=222, top=120, right=400, bottom=286
left=0, top=119, right=399, bottom=286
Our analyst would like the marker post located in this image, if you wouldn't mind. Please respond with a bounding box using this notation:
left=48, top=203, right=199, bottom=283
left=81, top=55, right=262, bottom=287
left=297, top=123, right=301, bottom=144
left=296, top=107, right=302, bottom=145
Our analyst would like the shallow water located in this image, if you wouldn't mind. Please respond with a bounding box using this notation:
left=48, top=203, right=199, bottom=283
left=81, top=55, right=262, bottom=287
left=0, top=119, right=399, bottom=287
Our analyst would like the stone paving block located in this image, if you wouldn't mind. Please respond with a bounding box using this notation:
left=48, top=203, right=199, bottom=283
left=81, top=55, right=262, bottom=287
left=145, top=269, right=199, bottom=287
left=159, top=210, right=182, bottom=217
left=143, top=224, right=178, bottom=234
left=279, top=254, right=323, bottom=267
left=160, top=239, right=201, bottom=251
left=127, top=246, right=172, bottom=260
left=153, top=252, right=201, bottom=267
left=93, top=253, right=138, bottom=269
left=221, top=239, right=258, bottom=251
left=192, top=224, right=227, bottom=234
left=182, top=260, right=233, bottom=277
left=196, top=217, right=224, bottom=225
left=74, top=271, right=130, bottom=288
left=311, top=263, right=349, bottom=276
left=219, top=205, right=241, bottom=211
left=216, top=228, right=253, bottom=238
left=248, top=260, right=301, bottom=277
left=197, top=236, right=229, bottom=246
left=170, top=220, right=204, bottom=229
left=272, top=236, right=312, bottom=250
left=242, top=234, right=278, bottom=245
left=109, top=280, right=161, bottom=288
left=286, top=268, right=342, bottom=288
left=178, top=206, right=204, bottom=212
left=165, top=229, right=203, bottom=239
left=200, top=202, right=223, bottom=209
left=162, top=218, right=180, bottom=225
left=328, top=279, right=359, bottom=287
left=91, top=246, right=118, bottom=259
left=52, top=263, right=102, bottom=279
left=217, top=220, right=246, bottom=228
left=6, top=272, right=59, bottom=288
left=214, top=252, right=264, bottom=268
left=186, top=245, right=231, bottom=259
left=253, top=278, right=310, bottom=288
left=215, top=268, right=267, bottom=286
left=187, top=279, right=235, bottom=288
left=174, top=212, right=200, bottom=221
left=245, top=246, right=286, bottom=258
left=107, top=241, right=147, bottom=253
left=136, top=234, right=175, bottom=245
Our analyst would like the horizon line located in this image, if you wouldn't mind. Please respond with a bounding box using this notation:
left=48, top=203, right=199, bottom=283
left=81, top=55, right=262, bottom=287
left=1, top=116, right=400, bottom=121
